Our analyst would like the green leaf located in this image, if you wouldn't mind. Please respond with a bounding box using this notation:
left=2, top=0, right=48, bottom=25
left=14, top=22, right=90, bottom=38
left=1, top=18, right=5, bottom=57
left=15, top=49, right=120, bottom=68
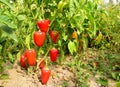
left=68, top=41, right=77, bottom=55
left=17, top=15, right=25, bottom=21
left=17, top=51, right=21, bottom=61
left=0, top=25, right=18, bottom=42
left=0, top=0, right=13, bottom=10
left=111, top=73, right=116, bottom=80
left=0, top=45, right=2, bottom=53
left=97, top=78, right=108, bottom=86
left=69, top=0, right=75, bottom=16
left=0, top=25, right=13, bottom=34
left=0, top=15, right=17, bottom=29
left=62, top=81, right=69, bottom=87
left=0, top=59, right=4, bottom=66
left=87, top=1, right=92, bottom=10
left=8, top=52, right=14, bottom=63
left=63, top=35, right=68, bottom=41
left=0, top=74, right=9, bottom=80
left=0, top=30, right=7, bottom=43
left=0, top=15, right=10, bottom=22
left=25, top=34, right=30, bottom=49
left=116, top=81, right=120, bottom=87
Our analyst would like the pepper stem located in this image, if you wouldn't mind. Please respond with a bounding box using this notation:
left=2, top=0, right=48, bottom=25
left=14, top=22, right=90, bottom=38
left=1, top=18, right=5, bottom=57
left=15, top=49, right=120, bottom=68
left=45, top=59, right=48, bottom=68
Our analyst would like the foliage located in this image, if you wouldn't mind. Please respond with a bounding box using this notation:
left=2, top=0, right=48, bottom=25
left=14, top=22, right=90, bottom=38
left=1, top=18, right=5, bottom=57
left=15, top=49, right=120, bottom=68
left=61, top=81, right=69, bottom=87
left=116, top=81, right=120, bottom=87
left=96, top=77, right=108, bottom=86
left=67, top=55, right=89, bottom=86
left=0, top=0, right=18, bottom=75
left=0, top=0, right=119, bottom=60
left=67, top=49, right=120, bottom=86
left=87, top=50, right=120, bottom=85
left=97, top=53, right=120, bottom=81
left=104, top=3, right=120, bottom=52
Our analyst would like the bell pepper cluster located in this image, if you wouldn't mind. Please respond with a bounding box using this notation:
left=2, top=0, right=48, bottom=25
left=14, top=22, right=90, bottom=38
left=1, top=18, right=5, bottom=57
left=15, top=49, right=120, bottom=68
left=20, top=19, right=59, bottom=85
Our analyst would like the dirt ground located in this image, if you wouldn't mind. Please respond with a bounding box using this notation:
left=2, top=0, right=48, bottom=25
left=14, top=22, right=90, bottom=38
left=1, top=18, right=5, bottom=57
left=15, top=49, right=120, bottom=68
left=0, top=56, right=116, bottom=87
left=0, top=60, right=76, bottom=87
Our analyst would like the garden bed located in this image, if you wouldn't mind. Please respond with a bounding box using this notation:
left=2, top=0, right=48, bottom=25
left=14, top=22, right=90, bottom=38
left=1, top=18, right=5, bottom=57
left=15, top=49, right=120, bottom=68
left=0, top=49, right=117, bottom=87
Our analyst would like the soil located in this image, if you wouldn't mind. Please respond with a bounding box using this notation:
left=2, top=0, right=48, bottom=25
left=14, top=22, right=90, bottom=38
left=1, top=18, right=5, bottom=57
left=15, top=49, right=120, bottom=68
left=0, top=59, right=76, bottom=87
left=0, top=55, right=117, bottom=87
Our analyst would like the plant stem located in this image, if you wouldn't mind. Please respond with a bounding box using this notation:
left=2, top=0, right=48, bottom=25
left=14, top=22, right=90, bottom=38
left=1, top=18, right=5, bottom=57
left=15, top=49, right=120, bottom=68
left=36, top=46, right=51, bottom=70
left=45, top=58, right=48, bottom=68
left=49, top=10, right=59, bottom=27
left=44, top=46, right=51, bottom=58
left=41, top=0, right=44, bottom=19
left=38, top=47, right=41, bottom=57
